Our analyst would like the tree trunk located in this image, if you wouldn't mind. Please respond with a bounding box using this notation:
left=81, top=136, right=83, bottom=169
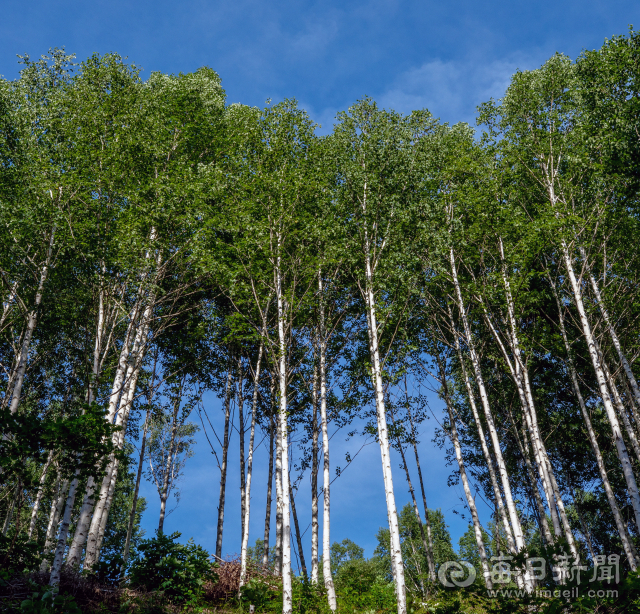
left=67, top=302, right=142, bottom=568
left=517, top=421, right=554, bottom=546
left=238, top=356, right=246, bottom=544
left=159, top=378, right=184, bottom=533
left=2, top=486, right=16, bottom=535
left=263, top=398, right=275, bottom=567
left=311, top=358, right=319, bottom=584
left=549, top=275, right=637, bottom=569
left=406, top=407, right=436, bottom=581
left=560, top=240, right=640, bottom=531
left=41, top=474, right=66, bottom=570
left=123, top=406, right=151, bottom=569
left=392, top=399, right=433, bottom=587
left=9, top=226, right=55, bottom=415
left=598, top=341, right=640, bottom=462
left=362, top=245, right=406, bottom=611
left=449, top=307, right=518, bottom=555
left=49, top=474, right=79, bottom=586
left=28, top=450, right=53, bottom=539
left=481, top=269, right=565, bottom=547
left=275, top=386, right=283, bottom=575
left=275, top=248, right=293, bottom=614
left=449, top=248, right=532, bottom=591
left=436, top=354, right=493, bottom=589
left=240, top=340, right=264, bottom=587
left=397, top=441, right=435, bottom=586
left=318, top=273, right=337, bottom=610
left=215, top=364, right=234, bottom=559
left=290, top=482, right=307, bottom=578
left=584, top=248, right=640, bottom=411
left=85, top=330, right=147, bottom=568
left=81, top=297, right=149, bottom=568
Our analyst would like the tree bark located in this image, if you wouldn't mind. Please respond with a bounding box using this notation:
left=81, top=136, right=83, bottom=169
left=362, top=229, right=406, bottom=612
left=49, top=474, right=79, bottom=586
left=406, top=407, right=436, bottom=581
left=449, top=306, right=518, bottom=555
left=290, top=482, right=307, bottom=577
left=560, top=240, right=640, bottom=531
left=275, top=246, right=293, bottom=614
left=123, top=406, right=151, bottom=569
left=85, top=324, right=148, bottom=568
left=436, top=354, right=492, bottom=589
left=240, top=340, right=264, bottom=587
left=67, top=300, right=142, bottom=568
left=449, top=248, right=532, bottom=591
left=310, top=357, right=320, bottom=584
left=159, top=378, right=184, bottom=533
left=397, top=440, right=435, bottom=587
left=8, top=226, right=55, bottom=415
left=263, top=397, right=275, bottom=567
left=215, top=364, right=234, bottom=559
left=28, top=450, right=53, bottom=539
left=275, top=385, right=283, bottom=575
left=238, top=356, right=246, bottom=544
left=318, top=273, right=337, bottom=610
left=584, top=248, right=640, bottom=411
left=549, top=274, right=637, bottom=568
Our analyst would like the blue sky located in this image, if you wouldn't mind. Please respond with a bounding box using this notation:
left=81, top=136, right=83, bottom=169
left=3, top=0, right=640, bottom=562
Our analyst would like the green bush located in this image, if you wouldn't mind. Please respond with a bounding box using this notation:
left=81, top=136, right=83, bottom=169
left=240, top=576, right=282, bottom=611
left=127, top=531, right=217, bottom=606
left=292, top=578, right=330, bottom=614
left=18, top=583, right=81, bottom=614
left=334, top=558, right=396, bottom=613
left=0, top=531, right=42, bottom=575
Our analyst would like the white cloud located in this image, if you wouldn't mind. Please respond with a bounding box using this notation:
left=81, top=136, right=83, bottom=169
left=378, top=54, right=543, bottom=125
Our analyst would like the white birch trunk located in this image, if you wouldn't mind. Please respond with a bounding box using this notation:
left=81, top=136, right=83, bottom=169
left=123, top=407, right=150, bottom=569
left=449, top=249, right=532, bottom=591
left=449, top=305, right=518, bottom=555
left=215, top=366, right=233, bottom=559
left=49, top=474, right=79, bottom=586
left=240, top=340, right=264, bottom=588
left=436, top=356, right=492, bottom=588
left=560, top=241, right=640, bottom=531
left=584, top=248, right=640, bottom=411
left=275, top=248, right=293, bottom=614
left=517, top=422, right=554, bottom=546
left=239, top=357, right=246, bottom=544
left=550, top=273, right=637, bottom=568
left=481, top=266, right=561, bottom=546
left=497, top=251, right=577, bottom=555
left=275, top=390, right=283, bottom=574
left=407, top=408, right=436, bottom=581
left=598, top=344, right=640, bottom=463
left=84, top=316, right=148, bottom=568
left=28, top=450, right=53, bottom=539
left=159, top=380, right=183, bottom=533
left=363, top=240, right=406, bottom=611
left=263, top=403, right=275, bottom=567
left=9, top=226, right=56, bottom=415
left=40, top=474, right=66, bottom=571
left=310, top=357, right=320, bottom=584
left=318, top=274, right=337, bottom=609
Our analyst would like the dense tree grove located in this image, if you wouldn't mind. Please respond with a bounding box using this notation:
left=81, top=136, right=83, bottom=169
left=2, top=29, right=640, bottom=613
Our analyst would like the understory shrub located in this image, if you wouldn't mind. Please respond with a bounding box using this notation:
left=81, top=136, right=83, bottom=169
left=334, top=559, right=396, bottom=613
left=127, top=531, right=217, bottom=606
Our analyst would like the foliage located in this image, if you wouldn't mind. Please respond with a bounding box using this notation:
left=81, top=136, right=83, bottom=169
left=18, top=584, right=81, bottom=614
left=0, top=532, right=41, bottom=575
left=127, top=531, right=218, bottom=606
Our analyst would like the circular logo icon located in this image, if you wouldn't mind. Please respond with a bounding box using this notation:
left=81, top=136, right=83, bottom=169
left=438, top=561, right=477, bottom=588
